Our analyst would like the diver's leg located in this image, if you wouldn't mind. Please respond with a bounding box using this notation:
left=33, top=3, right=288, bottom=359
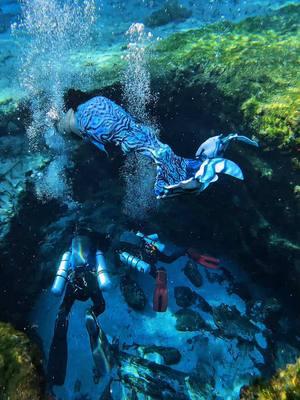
left=85, top=275, right=112, bottom=378
left=47, top=284, right=75, bottom=386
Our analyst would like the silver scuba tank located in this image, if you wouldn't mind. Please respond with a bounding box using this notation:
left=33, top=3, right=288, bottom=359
left=51, top=251, right=71, bottom=296
left=119, top=251, right=151, bottom=273
left=96, top=250, right=112, bottom=291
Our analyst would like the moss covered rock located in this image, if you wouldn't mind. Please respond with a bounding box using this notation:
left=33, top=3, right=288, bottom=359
left=151, top=4, right=300, bottom=151
left=0, top=322, right=44, bottom=400
left=145, top=0, right=192, bottom=28
left=175, top=309, right=208, bottom=331
left=240, top=357, right=300, bottom=399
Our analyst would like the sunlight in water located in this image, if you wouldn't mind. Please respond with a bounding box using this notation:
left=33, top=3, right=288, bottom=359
left=14, top=0, right=97, bottom=201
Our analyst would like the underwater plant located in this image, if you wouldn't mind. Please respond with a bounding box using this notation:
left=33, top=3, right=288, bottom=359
left=0, top=322, right=44, bottom=400
left=240, top=357, right=300, bottom=399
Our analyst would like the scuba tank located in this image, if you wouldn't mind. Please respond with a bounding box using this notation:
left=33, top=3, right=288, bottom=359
left=51, top=251, right=71, bottom=296
left=96, top=250, right=112, bottom=291
left=136, top=231, right=166, bottom=253
left=119, top=251, right=151, bottom=273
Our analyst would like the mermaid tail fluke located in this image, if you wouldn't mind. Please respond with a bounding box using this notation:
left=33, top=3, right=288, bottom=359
left=160, top=158, right=244, bottom=198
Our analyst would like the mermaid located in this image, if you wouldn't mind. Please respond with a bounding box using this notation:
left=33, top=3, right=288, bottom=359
left=57, top=96, right=258, bottom=198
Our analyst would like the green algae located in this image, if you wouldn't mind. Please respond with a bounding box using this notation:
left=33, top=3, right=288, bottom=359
left=240, top=357, right=300, bottom=399
left=0, top=323, right=44, bottom=400
left=151, top=4, right=300, bottom=151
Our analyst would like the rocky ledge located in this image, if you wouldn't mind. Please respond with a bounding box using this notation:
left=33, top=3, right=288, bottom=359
left=0, top=322, right=45, bottom=400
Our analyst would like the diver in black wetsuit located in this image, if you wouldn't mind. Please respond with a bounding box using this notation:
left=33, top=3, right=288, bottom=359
left=47, top=223, right=113, bottom=387
left=117, top=231, right=220, bottom=312
left=117, top=231, right=187, bottom=312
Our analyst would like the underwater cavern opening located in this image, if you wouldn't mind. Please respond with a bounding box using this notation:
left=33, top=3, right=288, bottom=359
left=0, top=1, right=299, bottom=399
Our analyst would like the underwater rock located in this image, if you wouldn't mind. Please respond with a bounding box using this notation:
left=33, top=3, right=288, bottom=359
left=174, top=286, right=196, bottom=308
left=213, top=304, right=259, bottom=342
left=117, top=350, right=217, bottom=399
left=0, top=135, right=49, bottom=242
left=195, top=294, right=212, bottom=314
left=273, top=342, right=299, bottom=371
left=0, top=322, right=44, bottom=400
left=120, top=275, right=147, bottom=311
left=145, top=0, right=192, bottom=28
left=152, top=3, right=300, bottom=152
left=174, top=309, right=208, bottom=332
left=240, top=357, right=300, bottom=399
left=183, top=260, right=203, bottom=288
left=174, top=286, right=212, bottom=313
left=249, top=297, right=282, bottom=330
left=138, top=345, right=181, bottom=365
left=118, top=351, right=189, bottom=399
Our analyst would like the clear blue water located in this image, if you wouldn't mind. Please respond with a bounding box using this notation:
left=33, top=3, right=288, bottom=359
left=0, top=1, right=299, bottom=399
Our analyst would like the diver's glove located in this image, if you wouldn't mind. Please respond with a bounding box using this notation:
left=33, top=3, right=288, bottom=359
left=153, top=269, right=168, bottom=312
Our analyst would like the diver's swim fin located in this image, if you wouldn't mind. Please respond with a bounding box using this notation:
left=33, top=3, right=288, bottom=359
left=86, top=310, right=114, bottom=378
left=47, top=320, right=68, bottom=386
left=153, top=269, right=168, bottom=312
left=187, top=248, right=220, bottom=269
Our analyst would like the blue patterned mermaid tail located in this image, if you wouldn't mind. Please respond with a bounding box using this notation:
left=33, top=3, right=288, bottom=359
left=71, top=96, right=193, bottom=197
left=58, top=96, right=248, bottom=198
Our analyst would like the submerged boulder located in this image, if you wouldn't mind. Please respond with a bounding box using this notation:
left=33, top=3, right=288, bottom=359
left=120, top=275, right=147, bottom=311
left=152, top=3, right=300, bottom=152
left=174, top=286, right=196, bottom=308
left=138, top=345, right=181, bottom=365
left=0, top=322, right=44, bottom=400
left=174, top=309, right=208, bottom=332
left=213, top=304, right=259, bottom=342
left=145, top=0, right=192, bottom=28
left=183, top=260, right=203, bottom=288
left=174, top=286, right=212, bottom=313
left=0, top=135, right=49, bottom=242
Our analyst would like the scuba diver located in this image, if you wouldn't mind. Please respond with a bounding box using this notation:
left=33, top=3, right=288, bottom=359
left=118, top=231, right=220, bottom=312
left=47, top=222, right=113, bottom=387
